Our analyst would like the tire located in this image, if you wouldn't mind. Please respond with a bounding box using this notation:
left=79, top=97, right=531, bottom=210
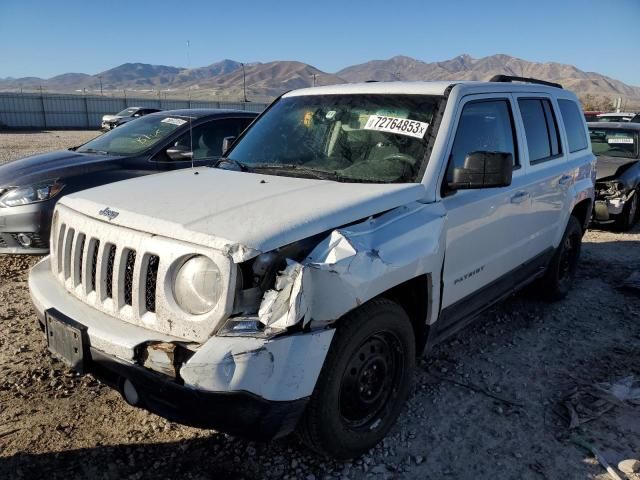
left=614, top=189, right=638, bottom=231
left=298, top=298, right=415, bottom=459
left=539, top=215, right=583, bottom=301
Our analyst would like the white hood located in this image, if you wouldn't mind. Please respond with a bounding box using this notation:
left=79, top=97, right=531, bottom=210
left=60, top=168, right=426, bottom=262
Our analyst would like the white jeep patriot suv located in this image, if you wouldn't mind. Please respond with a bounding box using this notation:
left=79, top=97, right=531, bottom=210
left=29, top=76, right=596, bottom=458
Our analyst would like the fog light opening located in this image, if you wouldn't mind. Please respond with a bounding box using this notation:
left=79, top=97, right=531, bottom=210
left=122, top=378, right=140, bottom=406
left=16, top=233, right=32, bottom=248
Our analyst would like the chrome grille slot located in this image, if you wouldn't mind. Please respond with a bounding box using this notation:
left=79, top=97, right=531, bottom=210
left=144, top=254, right=159, bottom=313
left=123, top=249, right=136, bottom=306
left=104, top=244, right=116, bottom=299
left=62, top=228, right=75, bottom=279
left=56, top=224, right=67, bottom=273
left=90, top=239, right=100, bottom=293
left=73, top=233, right=86, bottom=287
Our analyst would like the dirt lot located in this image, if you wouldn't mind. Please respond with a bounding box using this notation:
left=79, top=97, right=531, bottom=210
left=0, top=131, right=639, bottom=479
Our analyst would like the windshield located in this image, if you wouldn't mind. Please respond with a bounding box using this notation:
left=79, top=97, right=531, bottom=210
left=227, top=94, right=441, bottom=183
left=78, top=114, right=188, bottom=156
left=589, top=127, right=638, bottom=159
left=116, top=108, right=139, bottom=117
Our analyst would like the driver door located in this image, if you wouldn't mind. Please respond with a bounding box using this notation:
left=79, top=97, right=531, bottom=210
left=439, top=95, right=534, bottom=331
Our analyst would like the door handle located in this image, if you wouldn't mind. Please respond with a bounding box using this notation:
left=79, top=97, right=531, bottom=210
left=559, top=174, right=573, bottom=186
left=510, top=191, right=530, bottom=204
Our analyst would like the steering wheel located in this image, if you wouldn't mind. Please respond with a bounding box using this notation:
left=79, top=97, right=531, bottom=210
left=382, top=152, right=417, bottom=167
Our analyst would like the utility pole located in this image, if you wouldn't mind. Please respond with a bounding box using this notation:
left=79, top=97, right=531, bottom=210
left=98, top=76, right=103, bottom=96
left=241, top=63, right=248, bottom=102
left=311, top=73, right=317, bottom=87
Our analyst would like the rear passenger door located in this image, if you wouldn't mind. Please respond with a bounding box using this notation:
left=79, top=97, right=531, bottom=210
left=513, top=96, right=570, bottom=252
left=441, top=95, right=532, bottom=318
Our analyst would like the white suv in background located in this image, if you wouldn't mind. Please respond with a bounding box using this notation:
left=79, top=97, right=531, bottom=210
left=30, top=76, right=595, bottom=458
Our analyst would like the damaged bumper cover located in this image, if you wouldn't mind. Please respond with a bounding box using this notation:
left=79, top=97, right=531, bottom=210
left=29, top=257, right=334, bottom=437
left=90, top=348, right=309, bottom=439
left=593, top=183, right=633, bottom=221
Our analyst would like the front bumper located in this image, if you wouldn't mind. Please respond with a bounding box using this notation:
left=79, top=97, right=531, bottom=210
left=79, top=338, right=308, bottom=439
left=0, top=201, right=52, bottom=254
left=29, top=257, right=334, bottom=438
left=593, top=197, right=627, bottom=222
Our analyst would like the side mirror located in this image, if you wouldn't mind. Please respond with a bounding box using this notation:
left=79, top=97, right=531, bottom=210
left=222, top=136, right=236, bottom=155
left=166, top=144, right=193, bottom=161
left=448, top=151, right=513, bottom=190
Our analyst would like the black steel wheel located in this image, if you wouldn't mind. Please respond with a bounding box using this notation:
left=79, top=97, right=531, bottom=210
left=540, top=215, right=583, bottom=301
left=339, top=331, right=405, bottom=430
left=298, top=298, right=415, bottom=459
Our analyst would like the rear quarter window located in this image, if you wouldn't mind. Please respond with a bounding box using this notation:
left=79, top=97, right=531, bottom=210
left=558, top=100, right=588, bottom=152
left=518, top=98, right=562, bottom=164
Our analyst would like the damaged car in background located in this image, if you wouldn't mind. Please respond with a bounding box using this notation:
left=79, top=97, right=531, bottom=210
left=588, top=122, right=640, bottom=230
left=29, top=77, right=595, bottom=459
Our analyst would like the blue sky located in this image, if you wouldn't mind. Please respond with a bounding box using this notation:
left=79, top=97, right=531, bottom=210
left=1, top=0, right=639, bottom=85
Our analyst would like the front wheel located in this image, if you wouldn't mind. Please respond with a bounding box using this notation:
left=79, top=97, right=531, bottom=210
left=298, top=298, right=415, bottom=459
left=539, top=215, right=583, bottom=301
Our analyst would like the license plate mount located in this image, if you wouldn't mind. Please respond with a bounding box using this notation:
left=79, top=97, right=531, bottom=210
left=45, top=309, right=87, bottom=373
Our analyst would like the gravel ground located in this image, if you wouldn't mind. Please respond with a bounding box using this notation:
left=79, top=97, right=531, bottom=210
left=1, top=131, right=639, bottom=479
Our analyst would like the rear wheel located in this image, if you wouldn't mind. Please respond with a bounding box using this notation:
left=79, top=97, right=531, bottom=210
left=614, top=189, right=638, bottom=231
left=298, top=298, right=415, bottom=459
left=539, top=215, right=583, bottom=301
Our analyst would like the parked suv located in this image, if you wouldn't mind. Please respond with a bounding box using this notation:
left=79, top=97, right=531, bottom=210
left=29, top=77, right=595, bottom=458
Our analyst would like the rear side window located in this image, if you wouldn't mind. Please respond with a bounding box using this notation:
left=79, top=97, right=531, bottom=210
left=558, top=100, right=588, bottom=152
left=518, top=98, right=562, bottom=164
left=448, top=99, right=518, bottom=180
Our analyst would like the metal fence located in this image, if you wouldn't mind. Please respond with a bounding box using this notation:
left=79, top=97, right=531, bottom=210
left=0, top=92, right=269, bottom=129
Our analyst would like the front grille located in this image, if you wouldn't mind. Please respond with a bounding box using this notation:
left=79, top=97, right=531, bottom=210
left=49, top=204, right=232, bottom=343
left=53, top=223, right=157, bottom=316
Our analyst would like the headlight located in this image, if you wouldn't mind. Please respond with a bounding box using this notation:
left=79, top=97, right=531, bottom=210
left=0, top=181, right=64, bottom=207
left=173, top=256, right=222, bottom=315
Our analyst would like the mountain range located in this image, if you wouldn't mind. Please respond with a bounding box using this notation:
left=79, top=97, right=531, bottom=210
left=2, top=54, right=639, bottom=103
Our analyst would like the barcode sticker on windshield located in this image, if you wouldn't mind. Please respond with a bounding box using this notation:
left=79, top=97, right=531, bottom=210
left=364, top=115, right=429, bottom=139
left=608, top=138, right=634, bottom=144
left=161, top=117, right=187, bottom=126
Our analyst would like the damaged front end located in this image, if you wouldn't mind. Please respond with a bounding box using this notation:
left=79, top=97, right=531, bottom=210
left=218, top=202, right=444, bottom=339
left=593, top=180, right=632, bottom=222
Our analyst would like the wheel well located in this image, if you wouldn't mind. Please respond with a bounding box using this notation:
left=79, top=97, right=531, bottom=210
left=572, top=199, right=592, bottom=232
left=379, top=275, right=430, bottom=355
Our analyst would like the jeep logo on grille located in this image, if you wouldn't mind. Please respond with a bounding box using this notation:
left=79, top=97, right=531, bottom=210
left=98, top=207, right=120, bottom=221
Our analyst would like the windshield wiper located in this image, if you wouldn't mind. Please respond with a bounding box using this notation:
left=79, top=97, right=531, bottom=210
left=213, top=157, right=251, bottom=172
left=80, top=148, right=109, bottom=155
left=251, top=163, right=345, bottom=181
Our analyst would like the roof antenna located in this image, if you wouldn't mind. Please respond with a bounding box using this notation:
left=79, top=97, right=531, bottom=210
left=186, top=39, right=194, bottom=170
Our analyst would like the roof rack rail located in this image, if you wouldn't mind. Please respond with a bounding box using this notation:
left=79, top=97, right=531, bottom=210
left=489, top=75, right=563, bottom=89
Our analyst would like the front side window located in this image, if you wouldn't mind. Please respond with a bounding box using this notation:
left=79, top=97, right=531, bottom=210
left=227, top=94, right=441, bottom=183
left=172, top=118, right=249, bottom=160
left=447, top=99, right=517, bottom=180
left=589, top=128, right=638, bottom=159
left=518, top=98, right=562, bottom=164
left=77, top=114, right=188, bottom=156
